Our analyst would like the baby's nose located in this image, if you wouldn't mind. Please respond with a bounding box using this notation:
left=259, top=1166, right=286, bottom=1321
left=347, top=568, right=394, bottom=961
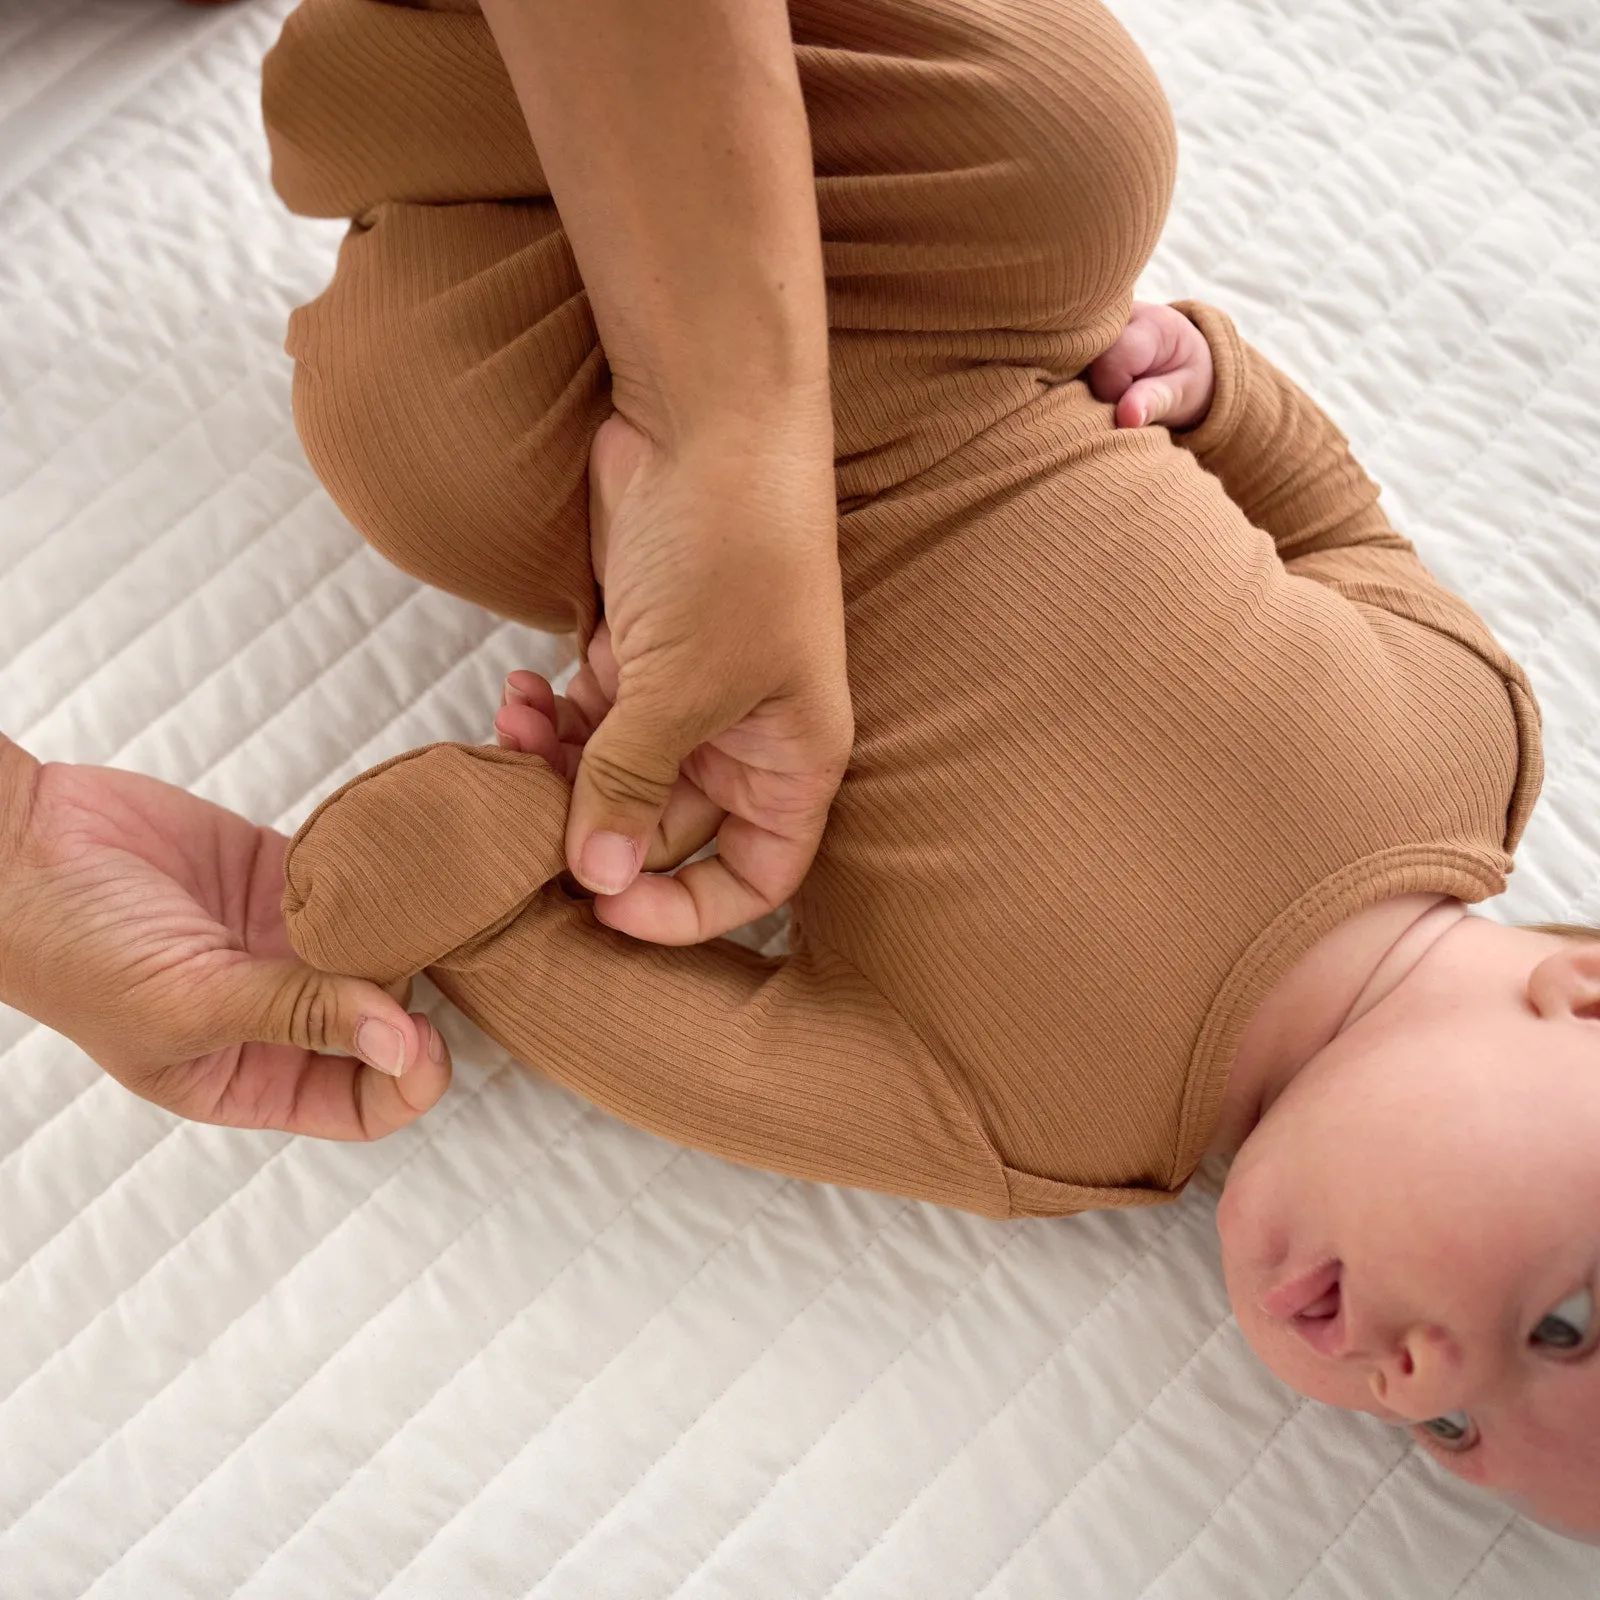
left=1366, top=1322, right=1468, bottom=1420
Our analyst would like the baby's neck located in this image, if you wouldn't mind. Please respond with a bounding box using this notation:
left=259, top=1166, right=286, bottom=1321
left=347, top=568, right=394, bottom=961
left=1204, top=892, right=1467, bottom=1159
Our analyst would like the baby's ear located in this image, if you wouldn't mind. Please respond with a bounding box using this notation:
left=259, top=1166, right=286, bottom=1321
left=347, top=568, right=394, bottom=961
left=1575, top=944, right=1600, bottom=1022
left=1526, top=930, right=1600, bottom=1023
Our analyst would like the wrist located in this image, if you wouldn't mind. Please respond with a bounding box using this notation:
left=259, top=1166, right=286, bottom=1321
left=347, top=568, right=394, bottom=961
left=621, top=381, right=837, bottom=483
left=611, top=338, right=833, bottom=451
left=1166, top=299, right=1247, bottom=458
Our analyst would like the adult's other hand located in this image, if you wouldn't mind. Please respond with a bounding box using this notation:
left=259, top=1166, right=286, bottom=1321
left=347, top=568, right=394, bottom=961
left=0, top=737, right=450, bottom=1139
left=553, top=408, right=852, bottom=946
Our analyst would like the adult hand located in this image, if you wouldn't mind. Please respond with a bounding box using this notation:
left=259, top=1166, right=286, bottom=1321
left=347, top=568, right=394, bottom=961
left=547, top=407, right=852, bottom=946
left=0, top=738, right=450, bottom=1139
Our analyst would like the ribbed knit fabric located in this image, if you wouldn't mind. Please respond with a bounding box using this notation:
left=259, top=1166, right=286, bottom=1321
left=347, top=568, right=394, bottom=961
left=270, top=0, right=1542, bottom=1218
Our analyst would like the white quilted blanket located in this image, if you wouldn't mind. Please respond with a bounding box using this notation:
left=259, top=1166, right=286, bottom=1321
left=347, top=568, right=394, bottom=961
left=2, top=1, right=1597, bottom=1594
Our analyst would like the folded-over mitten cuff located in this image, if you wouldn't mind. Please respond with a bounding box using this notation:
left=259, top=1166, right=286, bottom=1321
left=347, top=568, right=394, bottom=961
left=1166, top=298, right=1251, bottom=462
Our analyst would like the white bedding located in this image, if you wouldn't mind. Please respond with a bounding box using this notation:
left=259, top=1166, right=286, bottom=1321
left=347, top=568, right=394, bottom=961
left=1, top=1, right=1597, bottom=1594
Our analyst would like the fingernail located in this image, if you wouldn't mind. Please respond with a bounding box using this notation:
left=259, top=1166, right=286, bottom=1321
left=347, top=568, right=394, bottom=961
left=354, top=1018, right=406, bottom=1077
left=425, top=1020, right=445, bottom=1065
left=580, top=830, right=637, bottom=895
left=505, top=680, right=531, bottom=707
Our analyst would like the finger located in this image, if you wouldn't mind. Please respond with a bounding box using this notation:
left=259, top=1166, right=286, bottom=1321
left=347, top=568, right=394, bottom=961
left=230, top=1010, right=452, bottom=1140
left=218, top=956, right=435, bottom=1080
left=1115, top=378, right=1174, bottom=428
left=198, top=958, right=453, bottom=1137
left=585, top=621, right=621, bottom=704
left=641, top=776, right=726, bottom=872
left=594, top=807, right=815, bottom=943
left=494, top=701, right=565, bottom=767
left=565, top=660, right=614, bottom=731
left=567, top=693, right=707, bottom=896
left=552, top=693, right=595, bottom=748
left=503, top=671, right=556, bottom=717
left=1117, top=367, right=1207, bottom=431
left=1086, top=304, right=1164, bottom=403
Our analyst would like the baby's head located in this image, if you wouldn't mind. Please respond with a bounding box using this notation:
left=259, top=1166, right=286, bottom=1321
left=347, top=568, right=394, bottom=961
left=1215, top=914, right=1600, bottom=1535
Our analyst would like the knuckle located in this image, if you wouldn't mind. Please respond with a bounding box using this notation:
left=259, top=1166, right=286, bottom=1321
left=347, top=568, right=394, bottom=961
left=279, top=967, right=340, bottom=1053
left=580, top=746, right=673, bottom=811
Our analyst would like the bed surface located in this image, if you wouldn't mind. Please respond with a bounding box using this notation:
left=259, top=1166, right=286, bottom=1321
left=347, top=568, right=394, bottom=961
left=2, top=1, right=1598, bottom=1594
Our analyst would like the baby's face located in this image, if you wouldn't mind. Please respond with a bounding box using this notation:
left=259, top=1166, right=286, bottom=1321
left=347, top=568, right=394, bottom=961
left=1216, top=928, right=1600, bottom=1535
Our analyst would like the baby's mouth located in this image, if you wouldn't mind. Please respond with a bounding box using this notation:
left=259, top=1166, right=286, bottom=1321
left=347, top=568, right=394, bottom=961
left=1262, top=1258, right=1348, bottom=1356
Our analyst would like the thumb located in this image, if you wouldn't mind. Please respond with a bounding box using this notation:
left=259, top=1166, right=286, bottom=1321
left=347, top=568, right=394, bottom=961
left=221, top=956, right=438, bottom=1079
left=1116, top=377, right=1176, bottom=429
left=566, top=693, right=701, bottom=896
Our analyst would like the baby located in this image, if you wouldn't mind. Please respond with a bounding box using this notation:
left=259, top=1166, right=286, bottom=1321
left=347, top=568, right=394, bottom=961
left=265, top=0, right=1600, bottom=1537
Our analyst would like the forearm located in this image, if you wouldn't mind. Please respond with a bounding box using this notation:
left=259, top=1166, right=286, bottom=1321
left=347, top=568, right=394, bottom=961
left=480, top=0, right=831, bottom=445
left=0, top=734, right=42, bottom=1003
left=1173, top=300, right=1410, bottom=561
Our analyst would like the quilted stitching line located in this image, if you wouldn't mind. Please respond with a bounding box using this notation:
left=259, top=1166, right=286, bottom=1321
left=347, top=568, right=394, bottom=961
left=1172, top=26, right=1588, bottom=388
left=967, top=1312, right=1240, bottom=1600
left=0, top=5, right=111, bottom=138
left=1280, top=1448, right=1420, bottom=1600
left=1, top=413, right=301, bottom=645
left=95, top=1108, right=684, bottom=1593
left=0, top=1018, right=70, bottom=1161
left=1258, top=147, right=1593, bottom=448
left=372, top=1191, right=928, bottom=1600
left=0, top=4, right=91, bottom=75
left=813, top=1205, right=1200, bottom=1597
left=0, top=1067, right=152, bottom=1218
left=1373, top=263, right=1600, bottom=518
left=94, top=497, right=364, bottom=766
left=1446, top=1514, right=1523, bottom=1600
left=178, top=582, right=440, bottom=799
left=0, top=1013, right=43, bottom=1077
left=262, top=1170, right=813, bottom=1600
left=0, top=251, right=292, bottom=476
left=1126, top=1393, right=1311, bottom=1600
left=1266, top=249, right=1600, bottom=629
left=1488, top=453, right=1600, bottom=680
left=267, top=616, right=533, bottom=831
left=1239, top=7, right=1572, bottom=235
left=1421, top=355, right=1600, bottom=603
left=0, top=1109, right=207, bottom=1355
left=0, top=1048, right=532, bottom=1516
left=15, top=474, right=328, bottom=749
left=545, top=1200, right=1000, bottom=1600
left=1158, top=5, right=1520, bottom=265
left=1139, top=0, right=1313, bottom=125
left=0, top=5, right=285, bottom=256
left=0, top=2, right=199, bottom=170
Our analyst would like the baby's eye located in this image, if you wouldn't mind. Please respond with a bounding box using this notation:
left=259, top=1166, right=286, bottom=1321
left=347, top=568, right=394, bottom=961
left=1417, top=1411, right=1478, bottom=1452
left=1531, top=1287, right=1595, bottom=1352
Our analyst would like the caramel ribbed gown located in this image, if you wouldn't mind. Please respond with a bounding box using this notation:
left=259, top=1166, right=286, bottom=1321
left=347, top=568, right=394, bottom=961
left=266, top=0, right=1542, bottom=1218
